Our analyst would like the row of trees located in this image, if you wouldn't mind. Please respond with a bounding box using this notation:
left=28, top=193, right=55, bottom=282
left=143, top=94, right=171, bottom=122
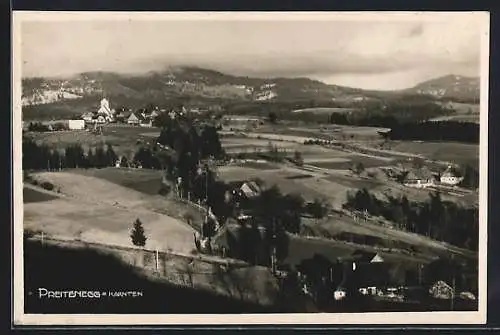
left=26, top=122, right=68, bottom=132
left=22, top=138, right=120, bottom=170
left=343, top=189, right=478, bottom=251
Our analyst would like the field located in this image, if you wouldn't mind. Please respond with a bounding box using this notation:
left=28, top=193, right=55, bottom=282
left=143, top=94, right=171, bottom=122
left=23, top=170, right=199, bottom=253
left=221, top=137, right=300, bottom=154
left=218, top=165, right=387, bottom=208
left=431, top=102, right=480, bottom=123
left=72, top=168, right=164, bottom=195
left=285, top=234, right=441, bottom=271
left=301, top=213, right=476, bottom=261
left=388, top=141, right=479, bottom=167
left=306, top=155, right=394, bottom=170
left=25, top=125, right=160, bottom=157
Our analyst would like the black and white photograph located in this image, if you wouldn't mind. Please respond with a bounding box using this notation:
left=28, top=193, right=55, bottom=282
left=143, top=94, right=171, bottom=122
left=13, top=11, right=489, bottom=325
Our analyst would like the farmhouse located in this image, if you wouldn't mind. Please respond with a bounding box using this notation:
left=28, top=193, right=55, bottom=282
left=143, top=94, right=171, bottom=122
left=344, top=250, right=413, bottom=292
left=127, top=113, right=141, bottom=125
left=351, top=250, right=385, bottom=264
left=440, top=166, right=464, bottom=186
left=403, top=168, right=436, bottom=188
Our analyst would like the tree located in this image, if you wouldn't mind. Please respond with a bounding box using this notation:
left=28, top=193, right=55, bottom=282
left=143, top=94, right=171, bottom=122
left=94, top=146, right=107, bottom=168
left=293, top=150, right=304, bottom=166
left=412, top=157, right=425, bottom=169
left=130, top=218, right=147, bottom=247
left=268, top=111, right=278, bottom=124
left=396, top=170, right=409, bottom=184
left=460, top=164, right=479, bottom=190
left=106, top=145, right=118, bottom=166
left=86, top=148, right=95, bottom=168
left=351, top=162, right=365, bottom=175
left=120, top=155, right=129, bottom=168
left=307, top=198, right=329, bottom=219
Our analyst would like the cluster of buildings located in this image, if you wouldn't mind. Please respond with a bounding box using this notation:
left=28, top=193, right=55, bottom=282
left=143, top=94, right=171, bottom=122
left=392, top=165, right=464, bottom=188
left=80, top=98, right=159, bottom=128
left=78, top=98, right=213, bottom=129
left=402, top=165, right=464, bottom=188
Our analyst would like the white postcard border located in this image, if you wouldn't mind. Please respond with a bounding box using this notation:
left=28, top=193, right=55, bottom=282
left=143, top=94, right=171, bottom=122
left=12, top=11, right=490, bottom=326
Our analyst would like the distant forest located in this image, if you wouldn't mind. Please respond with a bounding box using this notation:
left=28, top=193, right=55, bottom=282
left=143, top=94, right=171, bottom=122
left=380, top=121, right=479, bottom=144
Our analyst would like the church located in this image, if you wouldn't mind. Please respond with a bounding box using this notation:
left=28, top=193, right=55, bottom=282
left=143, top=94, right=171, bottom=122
left=96, top=98, right=115, bottom=122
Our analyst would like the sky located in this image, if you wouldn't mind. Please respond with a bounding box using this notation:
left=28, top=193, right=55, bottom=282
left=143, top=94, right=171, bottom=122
left=19, top=13, right=485, bottom=90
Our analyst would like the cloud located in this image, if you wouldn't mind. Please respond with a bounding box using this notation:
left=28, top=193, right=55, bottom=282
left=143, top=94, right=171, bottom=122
left=20, top=15, right=483, bottom=89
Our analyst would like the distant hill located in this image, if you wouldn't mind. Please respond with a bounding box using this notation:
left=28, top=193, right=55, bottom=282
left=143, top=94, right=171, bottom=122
left=21, top=67, right=402, bottom=108
left=22, top=68, right=479, bottom=111
left=404, top=75, right=480, bottom=103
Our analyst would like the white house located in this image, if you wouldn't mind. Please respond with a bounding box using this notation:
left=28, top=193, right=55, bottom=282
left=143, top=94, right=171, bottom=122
left=68, top=119, right=85, bottom=130
left=440, top=166, right=464, bottom=186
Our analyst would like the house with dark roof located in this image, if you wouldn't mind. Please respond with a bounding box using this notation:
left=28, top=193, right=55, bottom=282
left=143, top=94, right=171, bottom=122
left=351, top=250, right=385, bottom=264
left=228, top=180, right=262, bottom=200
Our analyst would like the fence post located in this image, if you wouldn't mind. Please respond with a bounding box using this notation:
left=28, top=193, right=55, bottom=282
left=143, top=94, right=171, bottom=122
left=156, top=248, right=159, bottom=273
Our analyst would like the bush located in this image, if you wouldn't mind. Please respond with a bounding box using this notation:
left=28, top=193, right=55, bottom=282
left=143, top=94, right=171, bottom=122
left=40, top=181, right=54, bottom=191
left=158, top=185, right=171, bottom=196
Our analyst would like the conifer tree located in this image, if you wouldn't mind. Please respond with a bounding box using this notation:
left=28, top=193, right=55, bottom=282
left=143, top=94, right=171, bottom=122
left=130, top=218, right=147, bottom=247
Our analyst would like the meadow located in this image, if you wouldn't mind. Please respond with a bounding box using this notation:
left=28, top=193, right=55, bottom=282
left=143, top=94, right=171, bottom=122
left=23, top=170, right=199, bottom=254
left=25, top=125, right=160, bottom=157
left=389, top=141, right=479, bottom=167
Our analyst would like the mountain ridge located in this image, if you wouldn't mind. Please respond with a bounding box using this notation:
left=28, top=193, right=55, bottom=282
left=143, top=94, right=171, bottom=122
left=21, top=67, right=480, bottom=107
